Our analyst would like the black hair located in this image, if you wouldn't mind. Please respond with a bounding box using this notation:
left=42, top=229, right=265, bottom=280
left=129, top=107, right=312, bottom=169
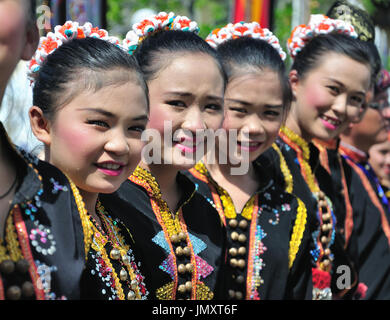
left=133, top=29, right=227, bottom=86
left=29, top=0, right=36, bottom=23
left=33, top=37, right=149, bottom=120
left=216, top=36, right=292, bottom=117
left=291, top=33, right=374, bottom=83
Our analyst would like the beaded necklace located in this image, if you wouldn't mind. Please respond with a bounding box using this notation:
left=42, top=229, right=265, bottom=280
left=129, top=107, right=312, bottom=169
left=68, top=180, right=147, bottom=300
left=279, top=126, right=335, bottom=273
left=130, top=166, right=207, bottom=300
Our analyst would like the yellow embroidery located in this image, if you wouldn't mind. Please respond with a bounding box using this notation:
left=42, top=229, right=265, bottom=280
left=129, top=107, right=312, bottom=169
left=132, top=166, right=182, bottom=237
left=272, top=143, right=293, bottom=193
left=69, top=180, right=143, bottom=299
left=241, top=197, right=255, bottom=220
left=280, top=126, right=319, bottom=193
left=68, top=179, right=93, bottom=260
left=0, top=208, right=23, bottom=263
left=156, top=282, right=175, bottom=300
left=288, top=199, right=307, bottom=268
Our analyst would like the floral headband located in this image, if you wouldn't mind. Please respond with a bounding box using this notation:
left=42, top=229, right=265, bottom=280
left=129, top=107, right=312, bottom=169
left=28, top=21, right=122, bottom=81
left=123, top=11, right=199, bottom=55
left=206, top=21, right=287, bottom=61
left=287, top=14, right=357, bottom=59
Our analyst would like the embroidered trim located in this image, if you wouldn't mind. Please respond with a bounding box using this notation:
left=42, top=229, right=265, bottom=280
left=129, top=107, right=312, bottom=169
left=272, top=143, right=293, bottom=193
left=190, top=163, right=226, bottom=226
left=13, top=206, right=46, bottom=300
left=314, top=140, right=354, bottom=248
left=289, top=199, right=307, bottom=268
left=342, top=156, right=390, bottom=246
left=246, top=196, right=260, bottom=299
left=68, top=178, right=93, bottom=260
left=271, top=144, right=308, bottom=269
left=279, top=126, right=335, bottom=275
left=130, top=165, right=211, bottom=300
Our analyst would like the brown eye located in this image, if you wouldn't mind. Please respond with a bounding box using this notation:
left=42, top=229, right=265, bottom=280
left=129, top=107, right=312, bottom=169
left=87, top=120, right=109, bottom=128
left=167, top=100, right=186, bottom=108
left=229, top=107, right=247, bottom=114
left=128, top=125, right=145, bottom=133
left=205, top=103, right=222, bottom=111
left=327, top=86, right=340, bottom=95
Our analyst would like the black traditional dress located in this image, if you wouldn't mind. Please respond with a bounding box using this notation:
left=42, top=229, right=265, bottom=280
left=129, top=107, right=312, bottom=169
left=327, top=140, right=390, bottom=299
left=100, top=165, right=226, bottom=300
left=0, top=122, right=84, bottom=300
left=0, top=122, right=148, bottom=300
left=184, top=161, right=312, bottom=300
left=260, top=126, right=359, bottom=300
left=74, top=192, right=149, bottom=300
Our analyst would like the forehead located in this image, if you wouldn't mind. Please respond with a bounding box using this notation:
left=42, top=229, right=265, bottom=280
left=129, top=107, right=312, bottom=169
left=306, top=52, right=371, bottom=92
left=225, top=70, right=283, bottom=104
left=372, top=139, right=390, bottom=151
left=58, top=81, right=148, bottom=119
left=149, top=53, right=224, bottom=95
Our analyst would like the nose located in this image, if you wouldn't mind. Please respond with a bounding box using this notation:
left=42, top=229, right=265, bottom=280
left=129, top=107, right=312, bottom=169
left=241, top=114, right=265, bottom=138
left=181, top=107, right=206, bottom=132
left=331, top=95, right=349, bottom=120
left=104, top=130, right=130, bottom=155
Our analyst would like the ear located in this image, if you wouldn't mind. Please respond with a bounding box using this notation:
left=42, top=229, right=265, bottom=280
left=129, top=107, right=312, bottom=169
left=29, top=106, right=52, bottom=146
left=289, top=69, right=300, bottom=99
left=21, top=23, right=39, bottom=61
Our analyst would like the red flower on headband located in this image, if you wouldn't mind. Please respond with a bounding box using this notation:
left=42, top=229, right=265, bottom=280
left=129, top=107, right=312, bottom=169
left=136, top=19, right=155, bottom=33
left=41, top=37, right=59, bottom=54
left=175, top=17, right=191, bottom=28
left=155, top=12, right=169, bottom=24
left=91, top=27, right=106, bottom=38
left=318, top=23, right=332, bottom=32
left=234, top=25, right=249, bottom=36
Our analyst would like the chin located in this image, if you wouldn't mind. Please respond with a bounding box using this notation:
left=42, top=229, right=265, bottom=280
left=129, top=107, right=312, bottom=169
left=172, top=159, right=198, bottom=171
left=91, top=180, right=124, bottom=194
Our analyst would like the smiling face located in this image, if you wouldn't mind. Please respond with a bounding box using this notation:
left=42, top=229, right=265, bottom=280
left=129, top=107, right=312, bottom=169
left=369, top=139, right=390, bottom=185
left=289, top=52, right=371, bottom=141
left=221, top=69, right=284, bottom=163
left=145, top=52, right=224, bottom=169
left=42, top=81, right=148, bottom=195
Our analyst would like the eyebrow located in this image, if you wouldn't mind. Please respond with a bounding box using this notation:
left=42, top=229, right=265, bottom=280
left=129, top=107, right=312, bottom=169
left=325, top=77, right=366, bottom=96
left=78, top=108, right=149, bottom=121
left=164, top=92, right=223, bottom=102
left=225, top=98, right=283, bottom=108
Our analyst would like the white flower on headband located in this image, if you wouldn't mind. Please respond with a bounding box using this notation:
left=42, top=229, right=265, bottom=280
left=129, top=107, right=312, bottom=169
left=206, top=22, right=287, bottom=61
left=122, top=11, right=199, bottom=55
left=28, top=21, right=122, bottom=81
left=287, top=14, right=358, bottom=59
